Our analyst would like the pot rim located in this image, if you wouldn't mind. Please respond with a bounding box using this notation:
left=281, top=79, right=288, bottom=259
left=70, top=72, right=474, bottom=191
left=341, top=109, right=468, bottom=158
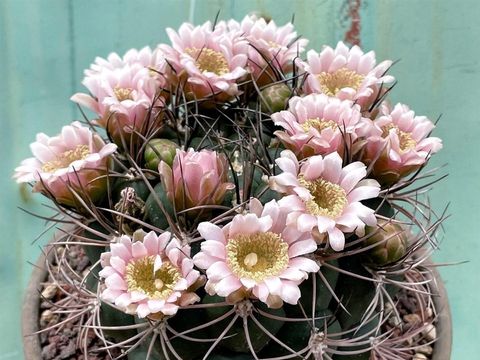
left=22, top=245, right=54, bottom=360
left=430, top=264, right=453, bottom=360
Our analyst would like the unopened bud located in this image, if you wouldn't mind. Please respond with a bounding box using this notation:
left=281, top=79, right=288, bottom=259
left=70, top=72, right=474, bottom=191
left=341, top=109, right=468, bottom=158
left=260, top=84, right=291, bottom=113
left=132, top=228, right=148, bottom=242
left=144, top=138, right=178, bottom=170
left=364, top=221, right=408, bottom=265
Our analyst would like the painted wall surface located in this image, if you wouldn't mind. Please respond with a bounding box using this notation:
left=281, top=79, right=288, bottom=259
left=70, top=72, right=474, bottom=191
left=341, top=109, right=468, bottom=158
left=1, top=0, right=478, bottom=358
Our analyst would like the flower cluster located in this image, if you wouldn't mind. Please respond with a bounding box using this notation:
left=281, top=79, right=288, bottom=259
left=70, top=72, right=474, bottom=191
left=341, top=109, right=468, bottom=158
left=16, top=15, right=446, bottom=358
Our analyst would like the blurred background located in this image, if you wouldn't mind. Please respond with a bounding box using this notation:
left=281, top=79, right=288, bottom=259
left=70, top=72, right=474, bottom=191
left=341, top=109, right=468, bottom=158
left=1, top=0, right=478, bottom=358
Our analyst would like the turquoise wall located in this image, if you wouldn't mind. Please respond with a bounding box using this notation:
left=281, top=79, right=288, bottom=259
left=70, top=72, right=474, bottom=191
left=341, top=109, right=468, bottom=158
left=1, top=0, right=478, bottom=358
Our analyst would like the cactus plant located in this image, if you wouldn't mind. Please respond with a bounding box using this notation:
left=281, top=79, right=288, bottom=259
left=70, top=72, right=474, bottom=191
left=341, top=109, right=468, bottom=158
left=16, top=14, right=448, bottom=360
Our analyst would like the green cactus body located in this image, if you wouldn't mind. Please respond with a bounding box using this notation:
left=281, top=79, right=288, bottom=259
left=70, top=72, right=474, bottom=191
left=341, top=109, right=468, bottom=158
left=144, top=182, right=175, bottom=230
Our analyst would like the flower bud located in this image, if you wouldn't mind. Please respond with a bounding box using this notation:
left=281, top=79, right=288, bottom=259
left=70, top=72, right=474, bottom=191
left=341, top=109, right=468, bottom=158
left=364, top=221, right=408, bottom=265
left=159, top=149, right=234, bottom=214
left=144, top=138, right=178, bottom=170
left=260, top=84, right=291, bottom=113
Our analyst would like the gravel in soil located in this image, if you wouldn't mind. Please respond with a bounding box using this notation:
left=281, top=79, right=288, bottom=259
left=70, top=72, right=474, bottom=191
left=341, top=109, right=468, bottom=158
left=379, top=270, right=438, bottom=360
left=38, top=245, right=120, bottom=360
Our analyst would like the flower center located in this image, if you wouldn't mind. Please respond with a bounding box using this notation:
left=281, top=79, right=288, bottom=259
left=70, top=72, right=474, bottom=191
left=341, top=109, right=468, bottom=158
left=226, top=232, right=289, bottom=282
left=301, top=118, right=338, bottom=133
left=317, top=68, right=364, bottom=97
left=381, top=124, right=416, bottom=152
left=299, top=177, right=348, bottom=218
left=185, top=47, right=229, bottom=76
left=41, top=145, right=90, bottom=173
left=125, top=256, right=181, bottom=300
left=114, top=87, right=134, bottom=101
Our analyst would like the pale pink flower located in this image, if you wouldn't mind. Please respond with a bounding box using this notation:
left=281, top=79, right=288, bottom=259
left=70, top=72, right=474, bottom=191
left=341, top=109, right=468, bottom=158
left=269, top=150, right=380, bottom=251
left=99, top=231, right=200, bottom=318
left=359, top=102, right=443, bottom=185
left=272, top=94, right=362, bottom=159
left=160, top=21, right=249, bottom=101
left=159, top=148, right=234, bottom=213
left=71, top=48, right=169, bottom=144
left=84, top=47, right=167, bottom=75
left=193, top=198, right=319, bottom=308
left=227, top=15, right=307, bottom=84
left=13, top=121, right=117, bottom=207
left=299, top=42, right=394, bottom=108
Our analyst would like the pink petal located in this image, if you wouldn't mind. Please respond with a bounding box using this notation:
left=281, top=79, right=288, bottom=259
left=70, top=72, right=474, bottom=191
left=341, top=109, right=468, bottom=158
left=198, top=222, right=226, bottom=243
left=240, top=277, right=257, bottom=289
left=302, top=155, right=325, bottom=180
left=110, top=256, right=126, bottom=274
left=328, top=227, right=345, bottom=251
left=347, top=179, right=380, bottom=202
left=288, top=238, right=318, bottom=257
left=279, top=267, right=307, bottom=281
left=147, top=299, right=166, bottom=313
left=214, top=275, right=243, bottom=296
left=206, top=261, right=232, bottom=282
left=289, top=257, right=320, bottom=273
left=193, top=252, right=222, bottom=269
left=136, top=303, right=151, bottom=318
left=340, top=162, right=367, bottom=193
left=101, top=288, right=124, bottom=302
left=296, top=213, right=318, bottom=232
left=105, top=273, right=127, bottom=291
left=200, top=240, right=226, bottom=259
left=264, top=277, right=283, bottom=294
left=153, top=255, right=163, bottom=272
left=229, top=213, right=272, bottom=237
left=115, top=293, right=132, bottom=307
left=280, top=281, right=301, bottom=304
left=320, top=152, right=343, bottom=183
left=131, top=241, right=148, bottom=259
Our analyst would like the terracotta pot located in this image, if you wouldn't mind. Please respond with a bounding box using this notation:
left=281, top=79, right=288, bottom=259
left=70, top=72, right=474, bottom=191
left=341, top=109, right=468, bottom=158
left=22, top=246, right=53, bottom=360
left=22, top=248, right=453, bottom=359
left=430, top=266, right=453, bottom=360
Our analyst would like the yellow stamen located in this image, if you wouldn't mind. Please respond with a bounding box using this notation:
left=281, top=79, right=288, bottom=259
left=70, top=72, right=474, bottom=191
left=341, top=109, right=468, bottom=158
left=301, top=118, right=338, bottom=133
left=299, top=177, right=347, bottom=218
left=125, top=256, right=181, bottom=300
left=226, top=232, right=289, bottom=282
left=317, top=68, right=364, bottom=97
left=41, top=145, right=90, bottom=173
left=185, top=47, right=229, bottom=76
left=114, top=87, right=134, bottom=101
left=381, top=124, right=416, bottom=152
